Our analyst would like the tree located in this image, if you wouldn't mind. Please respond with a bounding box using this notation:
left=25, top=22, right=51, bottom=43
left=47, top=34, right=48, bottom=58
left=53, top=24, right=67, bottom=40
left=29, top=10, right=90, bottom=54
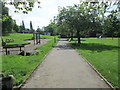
left=55, top=1, right=118, bottom=43
left=56, top=3, right=94, bottom=43
left=30, top=21, right=34, bottom=33
left=101, top=1, right=120, bottom=38
left=103, top=13, right=120, bottom=38
left=13, top=20, right=20, bottom=32
left=21, top=20, right=25, bottom=33
left=44, top=26, right=53, bottom=36
left=1, top=0, right=41, bottom=35
left=2, top=5, right=13, bottom=35
left=2, top=16, right=13, bottom=35
left=1, top=0, right=41, bottom=25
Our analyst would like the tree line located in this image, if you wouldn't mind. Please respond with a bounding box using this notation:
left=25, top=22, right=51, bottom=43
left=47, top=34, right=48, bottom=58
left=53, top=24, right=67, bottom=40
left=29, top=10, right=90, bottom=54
left=44, top=1, right=120, bottom=43
left=2, top=4, right=36, bottom=35
left=2, top=1, right=120, bottom=44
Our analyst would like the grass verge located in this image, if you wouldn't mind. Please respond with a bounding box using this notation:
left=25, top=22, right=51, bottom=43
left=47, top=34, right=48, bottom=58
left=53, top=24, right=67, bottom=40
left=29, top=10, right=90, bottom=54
left=1, top=38, right=59, bottom=86
left=71, top=38, right=119, bottom=88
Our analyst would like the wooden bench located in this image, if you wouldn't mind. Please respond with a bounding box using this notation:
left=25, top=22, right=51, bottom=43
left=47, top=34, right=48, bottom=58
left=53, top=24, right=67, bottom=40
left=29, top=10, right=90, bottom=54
left=3, top=45, right=25, bottom=55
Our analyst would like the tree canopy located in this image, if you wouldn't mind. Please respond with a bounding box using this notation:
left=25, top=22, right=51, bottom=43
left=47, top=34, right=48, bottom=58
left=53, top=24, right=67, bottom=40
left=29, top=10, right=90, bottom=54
left=51, top=1, right=120, bottom=43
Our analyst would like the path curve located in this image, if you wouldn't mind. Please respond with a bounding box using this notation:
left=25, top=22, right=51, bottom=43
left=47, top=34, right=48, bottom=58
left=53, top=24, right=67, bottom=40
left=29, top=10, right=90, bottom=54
left=22, top=39, right=111, bottom=88
left=1, top=39, right=51, bottom=55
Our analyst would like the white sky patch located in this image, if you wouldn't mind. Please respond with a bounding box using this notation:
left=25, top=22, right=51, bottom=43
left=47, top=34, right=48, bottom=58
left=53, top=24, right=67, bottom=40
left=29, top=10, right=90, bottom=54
left=6, top=0, right=80, bottom=30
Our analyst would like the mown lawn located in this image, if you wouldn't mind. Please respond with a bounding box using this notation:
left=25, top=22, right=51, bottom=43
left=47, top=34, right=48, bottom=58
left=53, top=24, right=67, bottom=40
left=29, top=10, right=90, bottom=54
left=1, top=33, right=59, bottom=86
left=71, top=38, right=119, bottom=88
left=2, top=33, right=55, bottom=45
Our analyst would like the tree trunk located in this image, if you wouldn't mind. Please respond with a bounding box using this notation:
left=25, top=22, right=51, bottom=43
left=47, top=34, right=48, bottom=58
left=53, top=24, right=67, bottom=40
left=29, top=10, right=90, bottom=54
left=77, top=30, right=80, bottom=44
left=112, top=35, right=113, bottom=40
left=78, top=37, right=80, bottom=44
left=71, top=32, right=73, bottom=41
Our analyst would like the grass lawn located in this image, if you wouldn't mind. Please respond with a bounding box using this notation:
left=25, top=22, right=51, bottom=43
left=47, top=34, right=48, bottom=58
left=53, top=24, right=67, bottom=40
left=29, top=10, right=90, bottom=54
left=1, top=33, right=59, bottom=86
left=71, top=38, right=119, bottom=88
left=2, top=33, right=55, bottom=45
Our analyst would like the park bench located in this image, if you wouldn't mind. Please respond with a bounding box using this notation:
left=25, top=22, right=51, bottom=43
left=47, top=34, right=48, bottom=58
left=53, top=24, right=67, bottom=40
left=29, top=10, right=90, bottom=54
left=3, top=44, right=25, bottom=55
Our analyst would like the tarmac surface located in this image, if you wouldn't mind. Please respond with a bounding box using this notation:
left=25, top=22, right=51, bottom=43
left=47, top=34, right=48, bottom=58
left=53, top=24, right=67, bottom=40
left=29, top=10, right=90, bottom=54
left=0, top=39, right=51, bottom=55
left=22, top=39, right=111, bottom=88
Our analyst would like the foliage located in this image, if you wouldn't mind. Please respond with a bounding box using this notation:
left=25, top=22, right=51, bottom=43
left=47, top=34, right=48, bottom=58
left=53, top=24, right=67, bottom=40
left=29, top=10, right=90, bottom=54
left=30, top=21, right=34, bottom=33
left=21, top=20, right=25, bottom=32
left=13, top=20, right=20, bottom=32
left=55, top=2, right=103, bottom=43
left=44, top=24, right=54, bottom=36
left=36, top=26, right=44, bottom=34
left=54, top=1, right=119, bottom=43
left=3, top=0, right=41, bottom=14
left=2, top=15, right=14, bottom=35
left=71, top=38, right=119, bottom=88
left=103, top=13, right=120, bottom=38
left=2, top=4, right=21, bottom=35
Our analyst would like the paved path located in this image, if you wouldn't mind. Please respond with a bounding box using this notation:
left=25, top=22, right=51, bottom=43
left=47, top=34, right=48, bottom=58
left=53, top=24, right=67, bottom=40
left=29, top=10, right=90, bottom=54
left=22, top=39, right=111, bottom=88
left=0, top=39, right=51, bottom=55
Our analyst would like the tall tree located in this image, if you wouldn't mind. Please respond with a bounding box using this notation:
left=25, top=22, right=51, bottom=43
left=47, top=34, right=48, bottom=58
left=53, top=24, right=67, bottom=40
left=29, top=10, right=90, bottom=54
left=56, top=3, right=92, bottom=44
left=2, top=4, right=13, bottom=35
left=22, top=20, right=25, bottom=33
left=103, top=13, right=120, bottom=38
left=30, top=21, right=34, bottom=33
left=13, top=20, right=20, bottom=32
left=55, top=1, right=116, bottom=43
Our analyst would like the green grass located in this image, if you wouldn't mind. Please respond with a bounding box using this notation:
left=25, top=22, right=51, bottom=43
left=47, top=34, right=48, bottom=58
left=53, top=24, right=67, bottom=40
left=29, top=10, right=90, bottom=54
left=1, top=33, right=59, bottom=86
left=71, top=38, right=119, bottom=88
left=2, top=39, right=59, bottom=85
left=2, top=33, right=55, bottom=45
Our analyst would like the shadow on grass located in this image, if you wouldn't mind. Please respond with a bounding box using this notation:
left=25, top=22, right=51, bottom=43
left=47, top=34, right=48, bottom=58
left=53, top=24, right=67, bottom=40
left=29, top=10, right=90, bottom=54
left=71, top=43, right=119, bottom=52
left=2, top=33, right=10, bottom=36
left=80, top=39, right=86, bottom=41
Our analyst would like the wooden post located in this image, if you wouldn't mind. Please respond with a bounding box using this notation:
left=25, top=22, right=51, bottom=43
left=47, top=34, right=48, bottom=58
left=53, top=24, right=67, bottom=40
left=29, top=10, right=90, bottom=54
left=20, top=46, right=21, bottom=51
left=33, top=32, right=35, bottom=45
left=36, top=33, right=38, bottom=44
left=39, top=33, right=40, bottom=44
left=5, top=48, right=7, bottom=55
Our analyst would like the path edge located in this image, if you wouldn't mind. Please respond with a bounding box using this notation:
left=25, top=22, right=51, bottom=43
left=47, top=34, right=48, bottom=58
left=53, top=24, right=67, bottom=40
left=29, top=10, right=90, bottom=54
left=75, top=49, right=115, bottom=89
left=14, top=40, right=58, bottom=89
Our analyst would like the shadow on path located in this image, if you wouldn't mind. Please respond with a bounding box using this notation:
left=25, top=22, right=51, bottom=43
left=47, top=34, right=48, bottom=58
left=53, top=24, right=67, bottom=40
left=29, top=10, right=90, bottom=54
left=22, top=39, right=111, bottom=88
left=59, top=39, right=67, bottom=41
left=54, top=43, right=73, bottom=50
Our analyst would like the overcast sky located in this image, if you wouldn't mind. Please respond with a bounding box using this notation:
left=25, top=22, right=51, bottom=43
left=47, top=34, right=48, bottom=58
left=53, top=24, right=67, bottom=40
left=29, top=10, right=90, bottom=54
left=6, top=0, right=80, bottom=30
left=6, top=0, right=118, bottom=30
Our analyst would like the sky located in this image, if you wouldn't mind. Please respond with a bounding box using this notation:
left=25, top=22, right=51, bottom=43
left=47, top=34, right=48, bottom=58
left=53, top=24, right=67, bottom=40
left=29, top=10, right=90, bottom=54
left=6, top=0, right=119, bottom=30
left=6, top=0, right=80, bottom=30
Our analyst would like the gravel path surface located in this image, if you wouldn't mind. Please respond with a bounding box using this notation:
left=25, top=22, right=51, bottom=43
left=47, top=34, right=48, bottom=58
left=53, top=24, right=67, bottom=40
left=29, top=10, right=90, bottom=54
left=1, top=39, right=51, bottom=55
left=22, top=39, right=111, bottom=88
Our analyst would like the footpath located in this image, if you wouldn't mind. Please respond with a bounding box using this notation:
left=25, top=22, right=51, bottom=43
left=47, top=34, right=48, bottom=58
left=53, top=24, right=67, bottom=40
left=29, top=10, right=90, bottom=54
left=22, top=39, right=111, bottom=88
